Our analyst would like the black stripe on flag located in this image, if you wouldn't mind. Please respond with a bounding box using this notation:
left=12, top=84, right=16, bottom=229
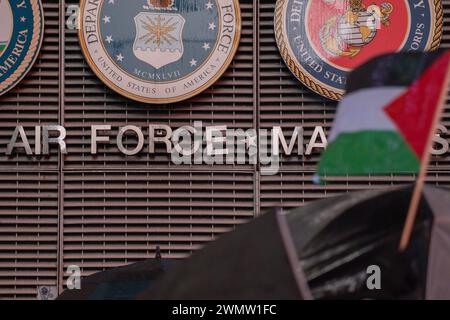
left=346, top=50, right=446, bottom=94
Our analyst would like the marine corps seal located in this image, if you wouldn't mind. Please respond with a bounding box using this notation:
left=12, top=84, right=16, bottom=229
left=0, top=0, right=44, bottom=97
left=79, top=0, right=241, bottom=104
left=275, top=0, right=443, bottom=100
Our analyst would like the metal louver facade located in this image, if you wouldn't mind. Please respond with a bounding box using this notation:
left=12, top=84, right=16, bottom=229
left=1, top=0, right=450, bottom=299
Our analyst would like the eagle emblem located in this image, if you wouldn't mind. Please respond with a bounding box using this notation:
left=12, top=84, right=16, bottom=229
left=319, top=0, right=394, bottom=58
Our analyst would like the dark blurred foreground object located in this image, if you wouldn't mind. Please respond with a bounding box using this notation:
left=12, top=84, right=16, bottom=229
left=138, top=185, right=450, bottom=300
left=58, top=249, right=175, bottom=300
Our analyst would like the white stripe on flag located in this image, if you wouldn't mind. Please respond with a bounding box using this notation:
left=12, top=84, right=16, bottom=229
left=328, top=87, right=406, bottom=142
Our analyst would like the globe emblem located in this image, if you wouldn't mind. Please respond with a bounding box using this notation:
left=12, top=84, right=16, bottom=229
left=0, top=0, right=13, bottom=57
left=337, top=11, right=377, bottom=47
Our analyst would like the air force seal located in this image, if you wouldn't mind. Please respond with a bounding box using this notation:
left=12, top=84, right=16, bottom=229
left=0, top=0, right=44, bottom=97
left=79, top=0, right=241, bottom=104
left=275, top=0, right=443, bottom=100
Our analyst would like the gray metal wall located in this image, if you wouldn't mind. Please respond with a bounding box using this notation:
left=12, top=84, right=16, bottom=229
left=0, top=0, right=449, bottom=299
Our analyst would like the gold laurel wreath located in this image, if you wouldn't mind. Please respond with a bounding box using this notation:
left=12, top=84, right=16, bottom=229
left=0, top=0, right=43, bottom=93
left=274, top=0, right=444, bottom=101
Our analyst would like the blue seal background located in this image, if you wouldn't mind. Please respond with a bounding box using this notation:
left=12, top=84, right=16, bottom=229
left=285, top=0, right=432, bottom=90
left=0, top=0, right=38, bottom=91
left=100, top=0, right=220, bottom=83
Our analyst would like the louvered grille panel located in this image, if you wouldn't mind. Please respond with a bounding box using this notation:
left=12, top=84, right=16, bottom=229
left=258, top=0, right=450, bottom=211
left=63, top=0, right=256, bottom=170
left=259, top=0, right=337, bottom=171
left=0, top=172, right=58, bottom=300
left=260, top=172, right=450, bottom=211
left=0, top=1, right=60, bottom=170
left=62, top=171, right=255, bottom=277
left=259, top=0, right=450, bottom=171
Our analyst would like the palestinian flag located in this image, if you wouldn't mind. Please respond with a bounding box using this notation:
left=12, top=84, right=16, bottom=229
left=318, top=51, right=450, bottom=177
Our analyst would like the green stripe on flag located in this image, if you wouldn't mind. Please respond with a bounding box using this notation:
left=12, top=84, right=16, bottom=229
left=318, top=131, right=420, bottom=176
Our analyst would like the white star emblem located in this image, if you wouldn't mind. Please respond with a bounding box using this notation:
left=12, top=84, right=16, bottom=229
left=108, top=0, right=115, bottom=4
left=202, top=43, right=210, bottom=51
left=206, top=1, right=214, bottom=10
left=103, top=16, right=111, bottom=24
left=20, top=16, right=26, bottom=22
left=208, top=22, right=216, bottom=30
left=190, top=58, right=198, bottom=67
left=116, top=53, right=124, bottom=62
left=105, top=35, right=113, bottom=44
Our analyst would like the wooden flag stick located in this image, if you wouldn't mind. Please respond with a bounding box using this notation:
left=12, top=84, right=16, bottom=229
left=398, top=161, right=428, bottom=251
left=399, top=57, right=450, bottom=251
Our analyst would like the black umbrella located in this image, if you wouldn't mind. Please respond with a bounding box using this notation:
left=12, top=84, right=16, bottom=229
left=138, top=185, right=450, bottom=300
left=288, top=185, right=449, bottom=299
left=138, top=210, right=312, bottom=300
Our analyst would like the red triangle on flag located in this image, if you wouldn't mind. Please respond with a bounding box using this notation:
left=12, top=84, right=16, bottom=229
left=384, top=52, right=450, bottom=160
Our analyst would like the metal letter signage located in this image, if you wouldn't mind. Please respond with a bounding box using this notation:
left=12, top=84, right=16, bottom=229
left=274, top=0, right=443, bottom=100
left=79, top=0, right=241, bottom=104
left=0, top=0, right=44, bottom=97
